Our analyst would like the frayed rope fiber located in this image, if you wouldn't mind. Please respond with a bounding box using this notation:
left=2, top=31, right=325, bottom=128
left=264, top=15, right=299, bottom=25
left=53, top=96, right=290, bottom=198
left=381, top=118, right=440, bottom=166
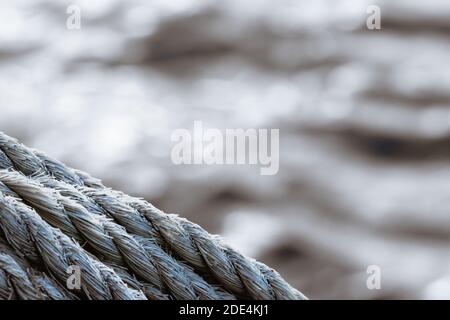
left=0, top=132, right=307, bottom=300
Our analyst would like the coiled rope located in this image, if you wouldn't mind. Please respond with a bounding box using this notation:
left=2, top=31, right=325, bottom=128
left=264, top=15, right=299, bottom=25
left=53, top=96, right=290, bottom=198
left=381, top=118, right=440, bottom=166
left=0, top=132, right=306, bottom=300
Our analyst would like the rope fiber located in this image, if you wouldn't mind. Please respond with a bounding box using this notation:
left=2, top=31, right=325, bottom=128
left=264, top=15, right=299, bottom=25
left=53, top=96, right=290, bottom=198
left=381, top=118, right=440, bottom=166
left=0, top=132, right=307, bottom=300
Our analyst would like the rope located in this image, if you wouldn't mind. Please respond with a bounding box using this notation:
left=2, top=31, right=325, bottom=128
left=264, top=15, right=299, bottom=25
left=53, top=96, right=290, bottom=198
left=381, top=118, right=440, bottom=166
left=0, top=238, right=75, bottom=300
left=0, top=171, right=229, bottom=300
left=0, top=194, right=146, bottom=300
left=0, top=132, right=307, bottom=300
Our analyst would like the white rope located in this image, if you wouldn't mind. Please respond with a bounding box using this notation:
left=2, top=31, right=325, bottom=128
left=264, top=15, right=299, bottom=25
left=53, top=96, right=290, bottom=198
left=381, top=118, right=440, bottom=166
left=0, top=132, right=306, bottom=300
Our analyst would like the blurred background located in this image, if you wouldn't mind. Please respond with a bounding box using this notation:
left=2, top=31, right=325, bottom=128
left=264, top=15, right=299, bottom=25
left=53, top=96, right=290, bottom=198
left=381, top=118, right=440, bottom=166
left=1, top=0, right=450, bottom=299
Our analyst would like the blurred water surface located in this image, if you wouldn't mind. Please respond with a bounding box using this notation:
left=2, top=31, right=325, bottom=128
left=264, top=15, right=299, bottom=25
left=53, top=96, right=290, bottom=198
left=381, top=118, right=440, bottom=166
left=1, top=0, right=450, bottom=299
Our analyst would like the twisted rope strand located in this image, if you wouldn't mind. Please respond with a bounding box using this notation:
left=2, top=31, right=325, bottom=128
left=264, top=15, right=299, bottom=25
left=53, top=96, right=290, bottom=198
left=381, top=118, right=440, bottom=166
left=75, top=171, right=304, bottom=299
left=0, top=132, right=306, bottom=300
left=0, top=253, right=45, bottom=300
left=0, top=171, right=167, bottom=298
left=0, top=170, right=230, bottom=300
left=0, top=193, right=146, bottom=300
left=43, top=176, right=234, bottom=299
left=95, top=187, right=305, bottom=299
left=0, top=238, right=76, bottom=300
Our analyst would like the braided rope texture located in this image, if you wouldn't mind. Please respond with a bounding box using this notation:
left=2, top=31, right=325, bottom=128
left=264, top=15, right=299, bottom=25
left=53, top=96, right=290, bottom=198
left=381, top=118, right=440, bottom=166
left=0, top=132, right=307, bottom=300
